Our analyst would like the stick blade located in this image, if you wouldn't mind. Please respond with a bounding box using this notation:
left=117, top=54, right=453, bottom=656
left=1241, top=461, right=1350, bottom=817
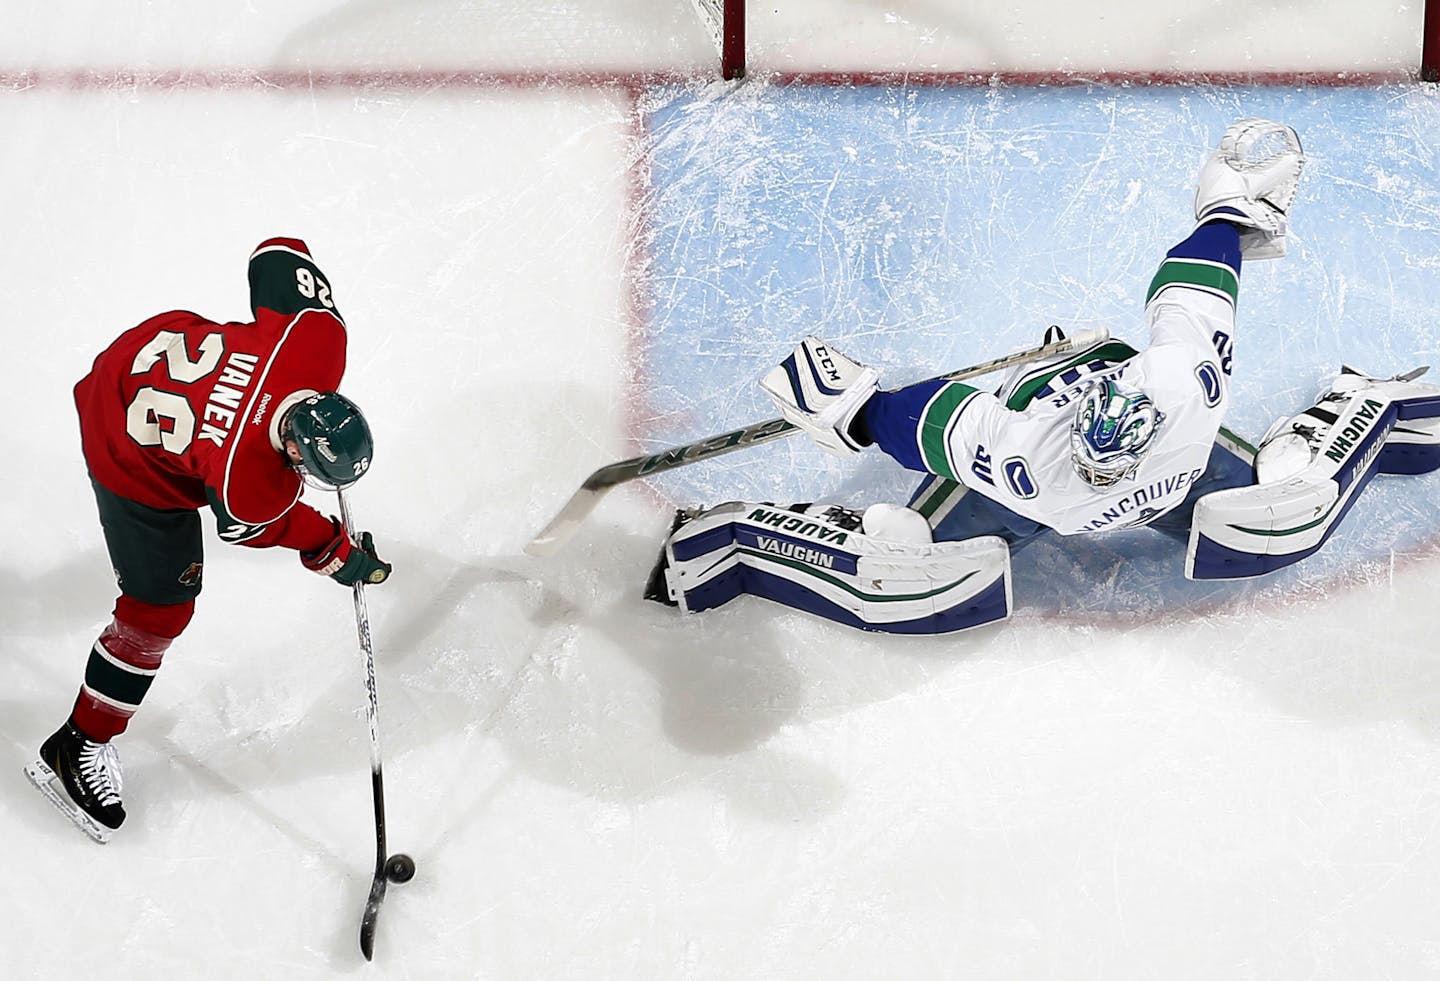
left=359, top=875, right=387, bottom=960
left=524, top=485, right=606, bottom=556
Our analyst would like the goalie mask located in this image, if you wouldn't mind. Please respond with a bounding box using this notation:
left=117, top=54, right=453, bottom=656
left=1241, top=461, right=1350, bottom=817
left=274, top=391, right=374, bottom=489
left=1069, top=378, right=1165, bottom=486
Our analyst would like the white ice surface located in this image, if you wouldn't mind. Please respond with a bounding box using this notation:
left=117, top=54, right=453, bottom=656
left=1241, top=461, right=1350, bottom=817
left=5, top=5, right=1440, bottom=980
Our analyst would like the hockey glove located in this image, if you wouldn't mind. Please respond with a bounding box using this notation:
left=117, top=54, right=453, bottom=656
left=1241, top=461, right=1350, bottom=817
left=759, top=336, right=879, bottom=456
left=1194, top=118, right=1305, bottom=260
left=301, top=519, right=393, bottom=585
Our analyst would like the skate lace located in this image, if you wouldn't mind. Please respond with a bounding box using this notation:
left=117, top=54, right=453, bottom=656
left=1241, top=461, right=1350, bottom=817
left=77, top=741, right=124, bottom=806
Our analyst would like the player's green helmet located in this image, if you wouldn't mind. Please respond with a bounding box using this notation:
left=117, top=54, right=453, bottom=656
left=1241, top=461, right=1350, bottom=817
left=278, top=391, right=373, bottom=488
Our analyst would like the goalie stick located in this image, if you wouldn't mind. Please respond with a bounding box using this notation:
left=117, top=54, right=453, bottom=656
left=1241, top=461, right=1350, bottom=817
left=525, top=327, right=1113, bottom=556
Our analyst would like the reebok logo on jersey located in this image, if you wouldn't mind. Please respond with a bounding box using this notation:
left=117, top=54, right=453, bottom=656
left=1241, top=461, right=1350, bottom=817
left=249, top=392, right=272, bottom=428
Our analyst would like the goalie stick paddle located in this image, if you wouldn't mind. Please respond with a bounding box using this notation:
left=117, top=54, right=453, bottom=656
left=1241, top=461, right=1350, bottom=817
left=338, top=492, right=415, bottom=962
left=525, top=327, right=1112, bottom=556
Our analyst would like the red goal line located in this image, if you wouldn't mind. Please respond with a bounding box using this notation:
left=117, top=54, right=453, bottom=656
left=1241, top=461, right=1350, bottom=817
left=0, top=66, right=1427, bottom=93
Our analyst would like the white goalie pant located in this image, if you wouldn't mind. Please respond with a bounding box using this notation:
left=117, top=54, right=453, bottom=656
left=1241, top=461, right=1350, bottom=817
left=656, top=502, right=1012, bottom=634
left=1186, top=371, right=1440, bottom=580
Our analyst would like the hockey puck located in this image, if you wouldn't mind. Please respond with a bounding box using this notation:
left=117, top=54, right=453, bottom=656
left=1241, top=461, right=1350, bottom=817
left=385, top=853, right=416, bottom=884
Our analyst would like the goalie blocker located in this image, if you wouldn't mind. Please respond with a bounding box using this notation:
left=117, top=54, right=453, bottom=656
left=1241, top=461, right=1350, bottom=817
left=1187, top=367, right=1440, bottom=580
left=647, top=502, right=1011, bottom=634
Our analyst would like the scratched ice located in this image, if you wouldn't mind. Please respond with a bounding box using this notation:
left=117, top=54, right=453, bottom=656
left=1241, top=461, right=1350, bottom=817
left=5, top=4, right=1440, bottom=980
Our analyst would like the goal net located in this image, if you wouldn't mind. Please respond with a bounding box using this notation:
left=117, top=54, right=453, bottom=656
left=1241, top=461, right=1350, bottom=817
left=688, top=0, right=745, bottom=79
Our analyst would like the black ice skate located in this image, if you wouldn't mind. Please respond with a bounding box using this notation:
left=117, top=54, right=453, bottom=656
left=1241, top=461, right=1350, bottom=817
left=24, top=722, right=126, bottom=844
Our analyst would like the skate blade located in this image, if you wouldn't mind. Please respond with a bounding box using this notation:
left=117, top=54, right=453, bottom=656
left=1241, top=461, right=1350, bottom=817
left=23, top=760, right=114, bottom=844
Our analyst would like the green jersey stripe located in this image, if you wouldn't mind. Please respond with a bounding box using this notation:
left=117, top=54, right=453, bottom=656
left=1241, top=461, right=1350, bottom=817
left=1146, top=257, right=1239, bottom=306
left=919, top=383, right=979, bottom=479
left=911, top=475, right=964, bottom=520
left=1004, top=341, right=1139, bottom=410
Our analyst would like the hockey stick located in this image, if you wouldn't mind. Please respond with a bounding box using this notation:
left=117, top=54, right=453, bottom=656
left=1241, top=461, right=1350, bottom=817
left=525, top=327, right=1112, bottom=556
left=338, top=491, right=414, bottom=961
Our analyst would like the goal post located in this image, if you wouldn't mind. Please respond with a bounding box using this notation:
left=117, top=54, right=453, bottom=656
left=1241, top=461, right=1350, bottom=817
left=688, top=0, right=745, bottom=79
left=1425, top=0, right=1440, bottom=81
left=678, top=1, right=1435, bottom=84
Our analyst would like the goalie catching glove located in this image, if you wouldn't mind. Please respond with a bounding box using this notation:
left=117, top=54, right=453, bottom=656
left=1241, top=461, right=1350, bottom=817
left=1194, top=117, right=1305, bottom=260
left=301, top=518, right=393, bottom=585
left=759, top=336, right=879, bottom=456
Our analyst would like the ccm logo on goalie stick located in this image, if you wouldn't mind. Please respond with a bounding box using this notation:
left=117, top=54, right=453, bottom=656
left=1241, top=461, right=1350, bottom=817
left=634, top=420, right=793, bottom=477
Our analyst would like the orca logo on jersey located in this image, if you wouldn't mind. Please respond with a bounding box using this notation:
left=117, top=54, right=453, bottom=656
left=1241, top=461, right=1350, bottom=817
left=197, top=352, right=261, bottom=447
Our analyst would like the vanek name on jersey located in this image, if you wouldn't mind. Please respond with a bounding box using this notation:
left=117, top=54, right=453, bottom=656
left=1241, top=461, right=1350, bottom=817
left=196, top=351, right=260, bottom=447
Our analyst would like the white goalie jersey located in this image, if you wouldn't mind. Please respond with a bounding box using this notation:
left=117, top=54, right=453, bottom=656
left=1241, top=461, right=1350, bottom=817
left=862, top=241, right=1241, bottom=535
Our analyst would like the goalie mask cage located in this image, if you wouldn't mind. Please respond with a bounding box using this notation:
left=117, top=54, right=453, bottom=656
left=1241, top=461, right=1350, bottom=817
left=689, top=0, right=745, bottom=79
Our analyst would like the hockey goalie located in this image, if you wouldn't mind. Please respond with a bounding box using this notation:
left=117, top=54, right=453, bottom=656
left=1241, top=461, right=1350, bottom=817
left=643, top=118, right=1440, bottom=634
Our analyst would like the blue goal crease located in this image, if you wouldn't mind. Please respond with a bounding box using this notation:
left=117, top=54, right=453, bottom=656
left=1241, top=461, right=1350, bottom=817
left=632, top=83, right=1440, bottom=614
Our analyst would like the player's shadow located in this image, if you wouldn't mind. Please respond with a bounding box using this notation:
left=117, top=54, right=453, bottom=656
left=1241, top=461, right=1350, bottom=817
left=0, top=550, right=355, bottom=846
left=373, top=531, right=857, bottom=825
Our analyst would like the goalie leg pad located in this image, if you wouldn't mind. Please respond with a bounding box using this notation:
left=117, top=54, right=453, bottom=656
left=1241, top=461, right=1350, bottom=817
left=1379, top=404, right=1440, bottom=475
left=1186, top=369, right=1440, bottom=580
left=908, top=474, right=1053, bottom=550
left=656, top=502, right=1012, bottom=634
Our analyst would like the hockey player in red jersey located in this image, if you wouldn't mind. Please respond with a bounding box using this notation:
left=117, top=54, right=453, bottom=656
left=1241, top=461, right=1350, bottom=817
left=25, top=237, right=393, bottom=843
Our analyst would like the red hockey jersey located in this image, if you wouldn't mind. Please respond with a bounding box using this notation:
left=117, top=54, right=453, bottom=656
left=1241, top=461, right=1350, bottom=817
left=75, top=238, right=347, bottom=551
